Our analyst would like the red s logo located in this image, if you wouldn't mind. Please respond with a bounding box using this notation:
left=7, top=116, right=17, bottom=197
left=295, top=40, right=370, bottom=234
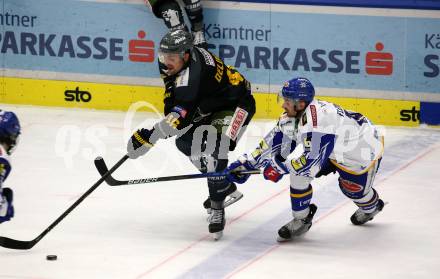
left=365, top=42, right=393, bottom=75
left=129, top=31, right=155, bottom=63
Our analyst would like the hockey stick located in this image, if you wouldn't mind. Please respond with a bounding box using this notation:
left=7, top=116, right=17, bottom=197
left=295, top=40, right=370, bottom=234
left=0, top=155, right=129, bottom=250
left=94, top=156, right=260, bottom=186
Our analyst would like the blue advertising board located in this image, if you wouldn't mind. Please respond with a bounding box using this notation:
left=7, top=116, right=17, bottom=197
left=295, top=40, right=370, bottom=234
left=2, top=0, right=167, bottom=78
left=1, top=0, right=440, bottom=95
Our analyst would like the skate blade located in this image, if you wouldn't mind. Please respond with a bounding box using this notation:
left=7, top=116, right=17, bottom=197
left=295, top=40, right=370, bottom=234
left=212, top=231, right=223, bottom=241
left=276, top=236, right=292, bottom=243
left=224, top=191, right=243, bottom=208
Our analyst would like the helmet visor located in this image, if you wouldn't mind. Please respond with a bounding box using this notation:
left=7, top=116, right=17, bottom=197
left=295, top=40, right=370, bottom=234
left=158, top=50, right=185, bottom=65
left=277, top=90, right=301, bottom=107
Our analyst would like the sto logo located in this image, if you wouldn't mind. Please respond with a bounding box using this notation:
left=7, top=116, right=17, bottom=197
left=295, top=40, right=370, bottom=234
left=129, top=30, right=155, bottom=63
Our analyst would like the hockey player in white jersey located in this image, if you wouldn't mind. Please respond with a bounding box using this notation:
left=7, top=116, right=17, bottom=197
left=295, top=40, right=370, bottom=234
left=0, top=110, right=21, bottom=224
left=225, top=77, right=385, bottom=242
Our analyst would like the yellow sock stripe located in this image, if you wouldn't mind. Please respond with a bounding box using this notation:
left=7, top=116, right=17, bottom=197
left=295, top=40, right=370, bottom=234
left=290, top=189, right=313, bottom=198
left=355, top=193, right=378, bottom=207
left=134, top=132, right=154, bottom=147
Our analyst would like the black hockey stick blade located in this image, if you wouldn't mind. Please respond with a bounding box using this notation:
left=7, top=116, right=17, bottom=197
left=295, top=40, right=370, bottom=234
left=94, top=156, right=124, bottom=186
left=94, top=156, right=261, bottom=186
left=0, top=155, right=129, bottom=250
left=0, top=236, right=36, bottom=250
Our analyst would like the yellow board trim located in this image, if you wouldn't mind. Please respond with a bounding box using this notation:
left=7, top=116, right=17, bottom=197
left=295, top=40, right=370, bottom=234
left=1, top=76, right=164, bottom=112
left=1, top=77, right=421, bottom=126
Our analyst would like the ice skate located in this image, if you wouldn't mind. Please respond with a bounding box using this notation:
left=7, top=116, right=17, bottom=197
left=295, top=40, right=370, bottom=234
left=351, top=199, right=385, bottom=225
left=277, top=204, right=318, bottom=242
left=203, top=183, right=243, bottom=214
left=208, top=201, right=225, bottom=240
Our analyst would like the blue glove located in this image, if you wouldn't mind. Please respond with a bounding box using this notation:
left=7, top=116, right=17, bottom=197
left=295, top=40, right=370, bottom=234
left=225, top=156, right=257, bottom=184
left=263, top=155, right=289, bottom=183
left=127, top=128, right=154, bottom=159
left=0, top=188, right=14, bottom=223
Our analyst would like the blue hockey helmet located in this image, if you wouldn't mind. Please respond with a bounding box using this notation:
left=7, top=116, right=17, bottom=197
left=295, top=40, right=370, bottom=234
left=279, top=77, right=315, bottom=104
left=0, top=110, right=21, bottom=154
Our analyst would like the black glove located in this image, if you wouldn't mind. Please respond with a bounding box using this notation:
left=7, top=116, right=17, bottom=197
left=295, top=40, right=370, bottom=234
left=127, top=128, right=154, bottom=159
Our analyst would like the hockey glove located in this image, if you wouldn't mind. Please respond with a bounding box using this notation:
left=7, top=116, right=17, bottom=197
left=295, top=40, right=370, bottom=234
left=225, top=155, right=257, bottom=184
left=127, top=128, right=154, bottom=159
left=0, top=188, right=14, bottom=223
left=263, top=155, right=289, bottom=183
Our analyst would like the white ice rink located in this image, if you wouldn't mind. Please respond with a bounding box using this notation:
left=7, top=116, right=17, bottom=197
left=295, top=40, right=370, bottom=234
left=1, top=104, right=440, bottom=279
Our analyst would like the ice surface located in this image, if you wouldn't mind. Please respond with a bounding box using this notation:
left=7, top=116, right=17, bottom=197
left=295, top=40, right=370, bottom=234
left=1, top=104, right=439, bottom=279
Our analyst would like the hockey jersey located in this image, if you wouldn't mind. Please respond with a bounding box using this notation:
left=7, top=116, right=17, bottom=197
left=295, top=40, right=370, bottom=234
left=287, top=99, right=383, bottom=176
left=159, top=47, right=253, bottom=129
left=246, top=113, right=297, bottom=169
left=246, top=99, right=383, bottom=177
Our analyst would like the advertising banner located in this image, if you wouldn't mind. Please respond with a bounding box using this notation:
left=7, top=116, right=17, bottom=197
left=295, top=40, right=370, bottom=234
left=2, top=0, right=440, bottom=96
left=1, top=0, right=165, bottom=78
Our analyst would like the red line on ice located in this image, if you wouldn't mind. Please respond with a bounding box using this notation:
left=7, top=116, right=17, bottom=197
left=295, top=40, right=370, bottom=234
left=135, top=188, right=287, bottom=278
left=224, top=144, right=440, bottom=278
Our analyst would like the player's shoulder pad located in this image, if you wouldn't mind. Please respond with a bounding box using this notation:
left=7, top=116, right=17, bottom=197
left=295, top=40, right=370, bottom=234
left=195, top=47, right=216, bottom=67
left=316, top=99, right=338, bottom=113
left=315, top=99, right=340, bottom=125
left=301, top=100, right=340, bottom=136
left=302, top=99, right=331, bottom=128
left=301, top=101, right=319, bottom=129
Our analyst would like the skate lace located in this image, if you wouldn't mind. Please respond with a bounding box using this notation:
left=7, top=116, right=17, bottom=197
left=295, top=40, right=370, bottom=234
left=209, top=209, right=224, bottom=224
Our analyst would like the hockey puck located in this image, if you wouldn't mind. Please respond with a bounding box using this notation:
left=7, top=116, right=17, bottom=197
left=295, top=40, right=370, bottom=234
left=46, top=255, right=57, bottom=261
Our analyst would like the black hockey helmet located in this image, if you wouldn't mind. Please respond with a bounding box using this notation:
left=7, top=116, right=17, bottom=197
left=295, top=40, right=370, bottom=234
left=159, top=29, right=193, bottom=55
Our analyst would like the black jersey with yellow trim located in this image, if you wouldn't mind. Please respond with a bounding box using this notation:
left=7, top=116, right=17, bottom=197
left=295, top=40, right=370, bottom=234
left=159, top=47, right=252, bottom=129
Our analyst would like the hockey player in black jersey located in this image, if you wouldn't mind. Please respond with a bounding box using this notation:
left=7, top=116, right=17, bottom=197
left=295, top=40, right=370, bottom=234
left=127, top=29, right=256, bottom=240
left=145, top=0, right=207, bottom=48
